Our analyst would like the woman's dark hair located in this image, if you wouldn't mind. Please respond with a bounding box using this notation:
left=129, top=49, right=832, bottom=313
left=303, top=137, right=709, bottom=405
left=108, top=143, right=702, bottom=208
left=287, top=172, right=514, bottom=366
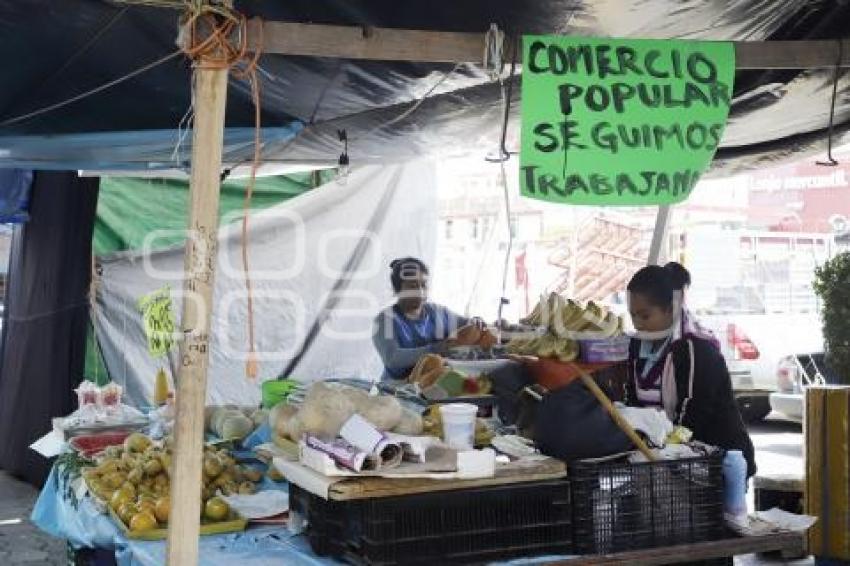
left=389, top=257, right=429, bottom=292
left=627, top=262, right=691, bottom=308
left=664, top=261, right=691, bottom=290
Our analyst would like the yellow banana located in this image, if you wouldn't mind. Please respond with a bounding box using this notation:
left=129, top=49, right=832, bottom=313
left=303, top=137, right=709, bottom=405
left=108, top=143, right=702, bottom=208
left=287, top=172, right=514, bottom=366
left=536, top=335, right=559, bottom=357
left=555, top=339, right=579, bottom=362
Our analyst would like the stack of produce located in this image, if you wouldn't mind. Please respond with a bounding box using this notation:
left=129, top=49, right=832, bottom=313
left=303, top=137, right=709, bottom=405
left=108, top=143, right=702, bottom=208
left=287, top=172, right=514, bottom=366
left=447, top=324, right=498, bottom=350
left=82, top=433, right=260, bottom=532
left=407, top=354, right=492, bottom=398
left=204, top=406, right=268, bottom=442
left=421, top=405, right=495, bottom=447
left=508, top=294, right=623, bottom=361
left=268, top=382, right=424, bottom=447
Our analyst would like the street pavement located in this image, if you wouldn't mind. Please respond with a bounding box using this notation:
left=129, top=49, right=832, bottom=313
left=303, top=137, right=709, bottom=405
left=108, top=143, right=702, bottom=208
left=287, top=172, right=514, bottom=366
left=0, top=470, right=65, bottom=565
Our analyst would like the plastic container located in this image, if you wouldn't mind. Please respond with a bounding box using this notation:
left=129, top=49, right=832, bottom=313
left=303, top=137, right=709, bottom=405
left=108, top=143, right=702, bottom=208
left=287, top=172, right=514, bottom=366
left=723, top=450, right=748, bottom=520
left=429, top=395, right=497, bottom=418
left=525, top=357, right=615, bottom=392
left=570, top=452, right=724, bottom=554
left=153, top=368, right=170, bottom=406
left=579, top=336, right=631, bottom=363
left=289, top=479, right=573, bottom=565
left=439, top=403, right=478, bottom=450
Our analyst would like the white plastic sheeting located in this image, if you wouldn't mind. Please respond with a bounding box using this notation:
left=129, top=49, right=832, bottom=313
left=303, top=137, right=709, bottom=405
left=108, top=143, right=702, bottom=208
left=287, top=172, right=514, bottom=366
left=93, top=161, right=437, bottom=407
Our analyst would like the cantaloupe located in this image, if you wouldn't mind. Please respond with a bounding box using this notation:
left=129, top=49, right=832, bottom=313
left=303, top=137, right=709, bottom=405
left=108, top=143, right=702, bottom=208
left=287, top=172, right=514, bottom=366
left=392, top=406, right=424, bottom=435
left=298, top=382, right=357, bottom=437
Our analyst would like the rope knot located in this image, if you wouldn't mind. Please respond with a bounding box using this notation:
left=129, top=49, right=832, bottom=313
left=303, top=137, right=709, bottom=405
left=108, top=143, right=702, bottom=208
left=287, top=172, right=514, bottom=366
left=179, top=3, right=261, bottom=75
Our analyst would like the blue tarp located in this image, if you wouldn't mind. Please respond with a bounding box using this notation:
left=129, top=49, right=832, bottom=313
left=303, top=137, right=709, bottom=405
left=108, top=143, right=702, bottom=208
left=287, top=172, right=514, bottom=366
left=32, top=464, right=574, bottom=565
left=31, top=466, right=336, bottom=566
left=0, top=168, right=31, bottom=223
left=0, top=126, right=302, bottom=171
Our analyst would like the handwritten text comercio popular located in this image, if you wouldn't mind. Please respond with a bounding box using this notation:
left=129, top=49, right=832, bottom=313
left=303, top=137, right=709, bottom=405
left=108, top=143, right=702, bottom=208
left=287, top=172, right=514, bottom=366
left=519, top=38, right=735, bottom=205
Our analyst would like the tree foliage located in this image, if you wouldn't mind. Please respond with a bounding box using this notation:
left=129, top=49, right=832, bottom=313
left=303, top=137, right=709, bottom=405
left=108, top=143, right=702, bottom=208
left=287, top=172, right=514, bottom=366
left=814, top=252, right=850, bottom=384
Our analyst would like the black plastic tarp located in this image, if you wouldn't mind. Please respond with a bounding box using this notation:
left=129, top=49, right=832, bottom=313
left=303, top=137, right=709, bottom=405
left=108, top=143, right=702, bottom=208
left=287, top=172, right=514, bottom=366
left=0, top=1, right=848, bottom=174
left=0, top=171, right=98, bottom=486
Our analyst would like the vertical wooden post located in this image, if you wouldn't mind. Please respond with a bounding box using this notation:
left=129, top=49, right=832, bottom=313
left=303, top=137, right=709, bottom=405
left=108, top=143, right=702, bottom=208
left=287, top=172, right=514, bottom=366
left=166, top=67, right=228, bottom=566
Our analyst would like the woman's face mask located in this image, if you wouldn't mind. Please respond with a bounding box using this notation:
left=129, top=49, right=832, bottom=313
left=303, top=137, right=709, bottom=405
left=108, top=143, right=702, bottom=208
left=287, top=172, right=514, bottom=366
left=628, top=292, right=675, bottom=333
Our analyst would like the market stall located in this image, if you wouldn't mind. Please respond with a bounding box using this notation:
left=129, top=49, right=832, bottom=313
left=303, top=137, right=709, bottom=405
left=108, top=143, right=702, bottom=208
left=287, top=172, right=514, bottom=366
left=31, top=360, right=808, bottom=566
left=30, top=286, right=811, bottom=564
left=4, top=1, right=847, bottom=564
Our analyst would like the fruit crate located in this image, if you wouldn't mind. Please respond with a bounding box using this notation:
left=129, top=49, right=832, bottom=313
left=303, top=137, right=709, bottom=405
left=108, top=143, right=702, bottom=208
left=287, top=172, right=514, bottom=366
left=290, top=479, right=573, bottom=565
left=570, top=452, right=725, bottom=554
left=578, top=336, right=631, bottom=363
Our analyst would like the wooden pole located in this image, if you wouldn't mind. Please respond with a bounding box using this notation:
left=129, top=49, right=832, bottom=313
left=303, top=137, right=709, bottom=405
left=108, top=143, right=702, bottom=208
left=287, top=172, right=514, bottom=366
left=165, top=66, right=229, bottom=566
left=569, top=363, right=658, bottom=461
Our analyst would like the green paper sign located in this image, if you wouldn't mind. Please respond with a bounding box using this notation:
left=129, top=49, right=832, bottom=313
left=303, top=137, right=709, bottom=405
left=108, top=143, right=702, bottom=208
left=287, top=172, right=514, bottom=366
left=520, top=36, right=735, bottom=206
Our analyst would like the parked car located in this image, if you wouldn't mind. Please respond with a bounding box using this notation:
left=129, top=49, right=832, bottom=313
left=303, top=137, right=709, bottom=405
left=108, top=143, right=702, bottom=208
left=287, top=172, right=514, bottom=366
left=770, top=352, right=838, bottom=423
left=698, top=311, right=823, bottom=423
left=608, top=290, right=823, bottom=423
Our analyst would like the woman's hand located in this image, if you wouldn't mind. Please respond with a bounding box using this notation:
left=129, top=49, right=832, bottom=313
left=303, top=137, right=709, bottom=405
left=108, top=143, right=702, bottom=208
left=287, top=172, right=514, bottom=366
left=433, top=339, right=453, bottom=355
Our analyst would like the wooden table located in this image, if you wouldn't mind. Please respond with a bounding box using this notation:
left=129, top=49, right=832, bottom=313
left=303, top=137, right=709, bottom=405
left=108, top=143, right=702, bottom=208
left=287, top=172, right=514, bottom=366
left=552, top=531, right=805, bottom=565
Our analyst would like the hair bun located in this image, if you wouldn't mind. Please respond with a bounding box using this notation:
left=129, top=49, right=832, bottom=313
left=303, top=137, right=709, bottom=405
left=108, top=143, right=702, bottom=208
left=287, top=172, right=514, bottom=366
left=664, top=262, right=691, bottom=290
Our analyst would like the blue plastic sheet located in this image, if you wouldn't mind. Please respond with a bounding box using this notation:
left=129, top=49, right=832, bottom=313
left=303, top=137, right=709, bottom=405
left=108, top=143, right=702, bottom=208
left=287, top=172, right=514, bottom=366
left=117, top=526, right=338, bottom=566
left=32, top=464, right=574, bottom=565
left=0, top=126, right=302, bottom=171
left=242, top=422, right=272, bottom=450
left=31, top=466, right=336, bottom=565
left=0, top=168, right=31, bottom=223
left=31, top=467, right=124, bottom=549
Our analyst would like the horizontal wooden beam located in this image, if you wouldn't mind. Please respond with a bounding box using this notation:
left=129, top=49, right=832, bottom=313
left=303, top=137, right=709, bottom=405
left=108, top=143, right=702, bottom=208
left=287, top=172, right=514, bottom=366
left=247, top=19, right=482, bottom=64
left=248, top=19, right=850, bottom=70
left=557, top=532, right=803, bottom=565
left=738, top=39, right=849, bottom=70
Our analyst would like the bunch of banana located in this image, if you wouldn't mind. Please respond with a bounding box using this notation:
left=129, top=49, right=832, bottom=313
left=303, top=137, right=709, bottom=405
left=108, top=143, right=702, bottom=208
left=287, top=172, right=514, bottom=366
left=519, top=294, right=624, bottom=338
left=521, top=293, right=581, bottom=329
left=549, top=297, right=586, bottom=333
left=520, top=294, right=548, bottom=326
left=504, top=333, right=579, bottom=362
left=558, top=301, right=620, bottom=337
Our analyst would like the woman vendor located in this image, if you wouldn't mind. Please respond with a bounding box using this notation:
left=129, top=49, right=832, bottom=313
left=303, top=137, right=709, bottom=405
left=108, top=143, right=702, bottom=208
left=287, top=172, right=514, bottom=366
left=626, top=262, right=756, bottom=477
left=372, top=257, right=484, bottom=381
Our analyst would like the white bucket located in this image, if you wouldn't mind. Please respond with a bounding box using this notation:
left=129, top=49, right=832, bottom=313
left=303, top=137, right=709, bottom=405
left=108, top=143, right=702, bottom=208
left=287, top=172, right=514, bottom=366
left=439, top=403, right=478, bottom=450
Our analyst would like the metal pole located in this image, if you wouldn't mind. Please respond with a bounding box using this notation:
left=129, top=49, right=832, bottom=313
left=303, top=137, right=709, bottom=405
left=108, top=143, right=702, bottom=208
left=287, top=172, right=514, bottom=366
left=647, top=205, right=673, bottom=265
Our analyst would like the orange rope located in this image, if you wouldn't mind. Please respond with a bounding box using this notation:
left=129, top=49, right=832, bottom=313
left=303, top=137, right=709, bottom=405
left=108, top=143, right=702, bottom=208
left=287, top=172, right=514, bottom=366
left=182, top=5, right=263, bottom=379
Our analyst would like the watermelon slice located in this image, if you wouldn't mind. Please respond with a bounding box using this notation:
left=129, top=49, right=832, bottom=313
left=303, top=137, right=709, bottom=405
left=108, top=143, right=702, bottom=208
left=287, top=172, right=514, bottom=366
left=69, top=432, right=131, bottom=458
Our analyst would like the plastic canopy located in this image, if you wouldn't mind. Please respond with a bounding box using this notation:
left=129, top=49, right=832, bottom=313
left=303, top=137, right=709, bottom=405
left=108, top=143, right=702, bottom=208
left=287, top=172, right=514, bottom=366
left=93, top=161, right=437, bottom=407
left=93, top=169, right=335, bottom=256
left=0, top=0, right=846, bottom=175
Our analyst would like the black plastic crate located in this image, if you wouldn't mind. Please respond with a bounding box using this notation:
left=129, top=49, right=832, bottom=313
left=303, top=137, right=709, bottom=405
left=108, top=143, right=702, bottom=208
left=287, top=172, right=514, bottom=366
left=290, top=479, right=573, bottom=565
left=570, top=452, right=724, bottom=554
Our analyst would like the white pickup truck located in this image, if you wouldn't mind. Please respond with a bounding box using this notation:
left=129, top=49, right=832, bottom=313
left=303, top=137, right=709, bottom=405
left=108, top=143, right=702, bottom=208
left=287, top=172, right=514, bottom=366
left=681, top=228, right=831, bottom=422
left=699, top=310, right=823, bottom=422
left=606, top=287, right=822, bottom=422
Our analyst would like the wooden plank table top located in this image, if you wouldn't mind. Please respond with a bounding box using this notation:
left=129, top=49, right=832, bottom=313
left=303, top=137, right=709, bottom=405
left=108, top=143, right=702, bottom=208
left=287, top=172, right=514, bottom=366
left=551, top=531, right=804, bottom=565
left=327, top=456, right=566, bottom=501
